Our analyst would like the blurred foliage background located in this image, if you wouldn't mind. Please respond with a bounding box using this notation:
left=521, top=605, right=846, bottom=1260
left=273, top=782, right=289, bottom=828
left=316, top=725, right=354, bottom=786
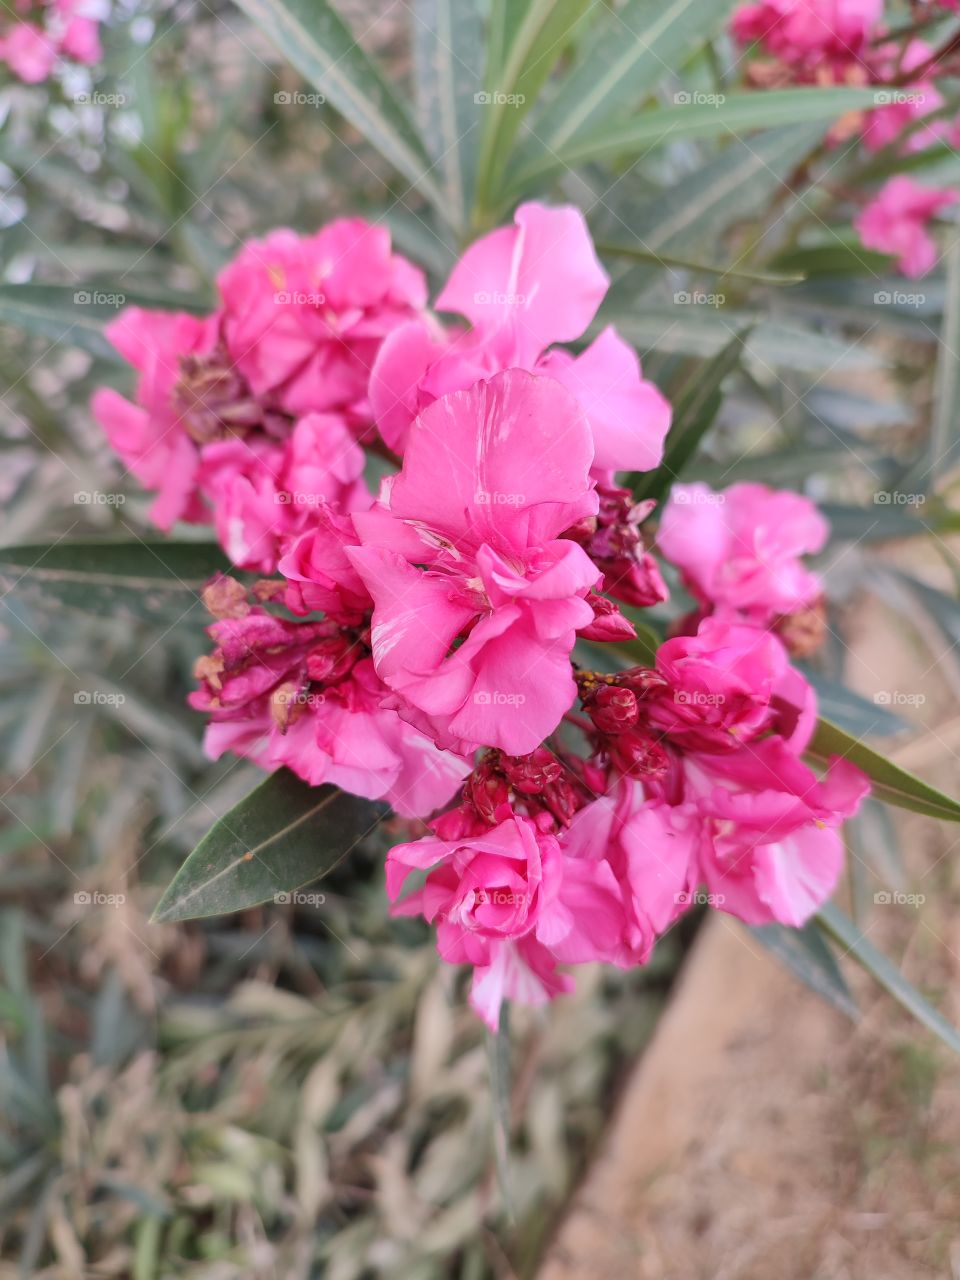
left=3, top=0, right=960, bottom=1274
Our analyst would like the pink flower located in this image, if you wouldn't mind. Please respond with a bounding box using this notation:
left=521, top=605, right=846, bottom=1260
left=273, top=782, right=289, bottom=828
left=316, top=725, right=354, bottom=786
left=93, top=220, right=425, bottom=565
left=195, top=413, right=369, bottom=572
left=861, top=41, right=946, bottom=154
left=190, top=596, right=469, bottom=819
left=348, top=370, right=601, bottom=756
left=649, top=617, right=815, bottom=754
left=0, top=21, right=57, bottom=81
left=560, top=781, right=697, bottom=964
left=657, top=482, right=828, bottom=624
left=91, top=308, right=219, bottom=530
left=217, top=219, right=426, bottom=420
left=370, top=203, right=670, bottom=474
left=387, top=814, right=625, bottom=1028
left=683, top=739, right=870, bottom=926
left=855, top=176, right=957, bottom=278
left=731, top=0, right=882, bottom=73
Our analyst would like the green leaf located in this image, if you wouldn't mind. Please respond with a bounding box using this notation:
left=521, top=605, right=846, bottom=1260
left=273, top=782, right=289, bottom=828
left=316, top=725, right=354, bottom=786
left=819, top=501, right=930, bottom=542
left=413, top=0, right=484, bottom=234
left=504, top=87, right=877, bottom=198
left=927, top=234, right=960, bottom=487
left=596, top=240, right=803, bottom=285
left=751, top=921, right=858, bottom=1019
left=0, top=284, right=209, bottom=362
left=602, top=127, right=828, bottom=299
left=633, top=329, right=747, bottom=503
left=606, top=307, right=883, bottom=371
left=152, top=771, right=386, bottom=922
left=806, top=717, right=960, bottom=823
left=801, top=671, right=908, bottom=739
left=517, top=0, right=737, bottom=165
left=473, top=0, right=590, bottom=221
left=817, top=902, right=960, bottom=1056
left=231, top=0, right=443, bottom=210
left=0, top=541, right=230, bottom=623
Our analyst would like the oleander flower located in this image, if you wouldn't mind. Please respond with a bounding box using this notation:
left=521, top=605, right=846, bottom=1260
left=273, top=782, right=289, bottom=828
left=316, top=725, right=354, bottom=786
left=855, top=176, right=957, bottom=278
left=657, top=482, right=828, bottom=624
left=370, top=202, right=671, bottom=475
left=387, top=814, right=626, bottom=1028
left=348, top=369, right=602, bottom=756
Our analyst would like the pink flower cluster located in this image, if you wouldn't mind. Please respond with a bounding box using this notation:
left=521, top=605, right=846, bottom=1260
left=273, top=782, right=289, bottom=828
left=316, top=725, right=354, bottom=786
left=96, top=203, right=868, bottom=1028
left=730, top=0, right=960, bottom=276
left=1, top=0, right=101, bottom=83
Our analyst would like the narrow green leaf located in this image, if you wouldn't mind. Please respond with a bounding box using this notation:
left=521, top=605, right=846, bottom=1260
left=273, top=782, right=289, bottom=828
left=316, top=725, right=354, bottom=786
left=152, top=771, right=386, bottom=922
left=806, top=716, right=960, bottom=823
left=800, top=671, right=908, bottom=739
left=606, top=307, right=883, bottom=371
left=232, top=0, right=443, bottom=209
left=597, top=240, right=803, bottom=285
left=518, top=0, right=737, bottom=162
left=504, top=87, right=878, bottom=197
left=818, top=902, right=960, bottom=1055
left=0, top=541, right=230, bottom=622
left=0, top=284, right=209, bottom=362
left=413, top=0, right=484, bottom=234
left=928, top=234, right=960, bottom=487
left=751, top=921, right=858, bottom=1019
left=634, top=330, right=747, bottom=503
left=474, top=0, right=590, bottom=221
